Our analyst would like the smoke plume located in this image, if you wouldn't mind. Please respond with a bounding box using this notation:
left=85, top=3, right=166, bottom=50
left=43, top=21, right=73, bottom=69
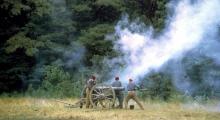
left=110, top=0, right=220, bottom=89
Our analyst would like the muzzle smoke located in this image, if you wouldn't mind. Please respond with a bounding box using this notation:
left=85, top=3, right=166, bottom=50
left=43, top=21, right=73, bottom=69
left=111, top=0, right=220, bottom=86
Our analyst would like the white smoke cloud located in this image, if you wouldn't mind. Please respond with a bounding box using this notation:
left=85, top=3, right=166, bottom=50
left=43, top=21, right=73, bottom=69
left=111, top=0, right=220, bottom=85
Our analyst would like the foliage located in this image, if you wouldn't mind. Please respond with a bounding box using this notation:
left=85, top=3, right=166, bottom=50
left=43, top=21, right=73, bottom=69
left=78, top=24, right=115, bottom=65
left=0, top=0, right=51, bottom=93
left=5, top=32, right=44, bottom=56
left=139, top=73, right=174, bottom=101
left=124, top=0, right=167, bottom=31
left=3, top=0, right=217, bottom=102
left=183, top=56, right=220, bottom=98
left=0, top=0, right=50, bottom=21
left=27, top=65, right=82, bottom=98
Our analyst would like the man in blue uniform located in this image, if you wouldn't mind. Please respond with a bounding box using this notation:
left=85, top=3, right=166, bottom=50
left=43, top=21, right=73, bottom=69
left=124, top=78, right=144, bottom=110
left=111, top=76, right=124, bottom=108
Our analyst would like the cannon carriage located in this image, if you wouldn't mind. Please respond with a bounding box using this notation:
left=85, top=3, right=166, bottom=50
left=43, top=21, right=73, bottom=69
left=74, top=84, right=124, bottom=109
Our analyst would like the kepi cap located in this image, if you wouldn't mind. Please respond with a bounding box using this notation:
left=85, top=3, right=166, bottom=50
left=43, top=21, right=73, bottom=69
left=91, top=75, right=96, bottom=80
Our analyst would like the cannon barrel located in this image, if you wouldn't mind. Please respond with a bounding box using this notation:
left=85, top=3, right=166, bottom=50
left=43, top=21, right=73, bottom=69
left=112, top=87, right=125, bottom=91
left=95, top=86, right=125, bottom=91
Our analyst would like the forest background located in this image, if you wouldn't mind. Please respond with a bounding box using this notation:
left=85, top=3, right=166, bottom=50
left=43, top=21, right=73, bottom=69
left=1, top=0, right=220, bottom=101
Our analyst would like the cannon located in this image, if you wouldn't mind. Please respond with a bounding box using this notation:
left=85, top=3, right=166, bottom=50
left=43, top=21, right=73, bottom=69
left=56, top=84, right=125, bottom=109
left=88, top=84, right=125, bottom=109
left=55, top=83, right=150, bottom=109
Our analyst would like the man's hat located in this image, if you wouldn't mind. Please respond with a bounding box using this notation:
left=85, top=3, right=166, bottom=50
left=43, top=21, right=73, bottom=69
left=91, top=75, right=96, bottom=80
left=115, top=76, right=119, bottom=80
left=129, top=78, right=133, bottom=81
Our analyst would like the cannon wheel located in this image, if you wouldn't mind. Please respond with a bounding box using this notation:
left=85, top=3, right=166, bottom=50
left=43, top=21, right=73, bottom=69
left=89, top=84, right=115, bottom=109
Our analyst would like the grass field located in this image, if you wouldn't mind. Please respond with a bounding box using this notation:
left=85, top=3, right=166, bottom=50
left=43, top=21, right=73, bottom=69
left=0, top=97, right=220, bottom=120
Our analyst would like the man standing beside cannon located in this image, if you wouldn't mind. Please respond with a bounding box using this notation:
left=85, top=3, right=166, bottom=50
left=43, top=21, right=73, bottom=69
left=111, top=76, right=124, bottom=109
left=125, top=78, right=144, bottom=110
left=85, top=75, right=96, bottom=108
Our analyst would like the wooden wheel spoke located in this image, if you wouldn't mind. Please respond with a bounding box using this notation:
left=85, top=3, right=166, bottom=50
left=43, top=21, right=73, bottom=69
left=89, top=84, right=115, bottom=109
left=91, top=93, right=99, bottom=96
left=99, top=87, right=104, bottom=93
left=105, top=97, right=114, bottom=100
left=93, top=89, right=102, bottom=94
left=92, top=97, right=98, bottom=100
left=92, top=96, right=99, bottom=100
left=104, top=93, right=113, bottom=96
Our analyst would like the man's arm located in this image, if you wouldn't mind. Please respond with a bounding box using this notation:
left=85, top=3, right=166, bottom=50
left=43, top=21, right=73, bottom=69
left=134, top=83, right=141, bottom=90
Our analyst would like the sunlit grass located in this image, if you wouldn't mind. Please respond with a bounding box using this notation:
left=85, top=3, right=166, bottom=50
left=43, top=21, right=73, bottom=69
left=0, top=97, right=219, bottom=120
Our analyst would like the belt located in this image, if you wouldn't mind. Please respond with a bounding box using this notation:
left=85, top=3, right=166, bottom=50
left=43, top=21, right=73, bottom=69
left=128, top=90, right=135, bottom=92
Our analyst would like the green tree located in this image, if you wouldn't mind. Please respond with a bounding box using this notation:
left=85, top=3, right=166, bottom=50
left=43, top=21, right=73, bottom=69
left=0, top=0, right=50, bottom=93
left=124, top=0, right=167, bottom=31
left=146, top=73, right=174, bottom=101
left=0, top=0, right=170, bottom=97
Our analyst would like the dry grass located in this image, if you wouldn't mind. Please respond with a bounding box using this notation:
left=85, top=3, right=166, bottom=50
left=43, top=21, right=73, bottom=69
left=0, top=97, right=219, bottom=120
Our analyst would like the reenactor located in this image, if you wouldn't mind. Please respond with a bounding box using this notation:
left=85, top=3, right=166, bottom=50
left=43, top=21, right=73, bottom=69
left=85, top=75, right=96, bottom=108
left=111, top=76, right=124, bottom=108
left=124, top=78, right=144, bottom=110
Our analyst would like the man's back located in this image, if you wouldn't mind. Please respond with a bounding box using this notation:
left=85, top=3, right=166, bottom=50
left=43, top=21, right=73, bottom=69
left=127, top=82, right=136, bottom=91
left=112, top=80, right=122, bottom=87
left=111, top=77, right=124, bottom=108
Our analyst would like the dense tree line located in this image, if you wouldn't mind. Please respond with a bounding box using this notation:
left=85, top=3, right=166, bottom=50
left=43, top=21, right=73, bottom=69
left=0, top=0, right=219, bottom=100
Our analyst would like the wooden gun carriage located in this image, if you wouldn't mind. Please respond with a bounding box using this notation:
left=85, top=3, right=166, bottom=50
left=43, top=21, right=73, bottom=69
left=74, top=84, right=125, bottom=109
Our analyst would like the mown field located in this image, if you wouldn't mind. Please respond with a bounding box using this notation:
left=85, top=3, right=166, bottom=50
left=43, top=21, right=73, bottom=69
left=0, top=97, right=220, bottom=120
